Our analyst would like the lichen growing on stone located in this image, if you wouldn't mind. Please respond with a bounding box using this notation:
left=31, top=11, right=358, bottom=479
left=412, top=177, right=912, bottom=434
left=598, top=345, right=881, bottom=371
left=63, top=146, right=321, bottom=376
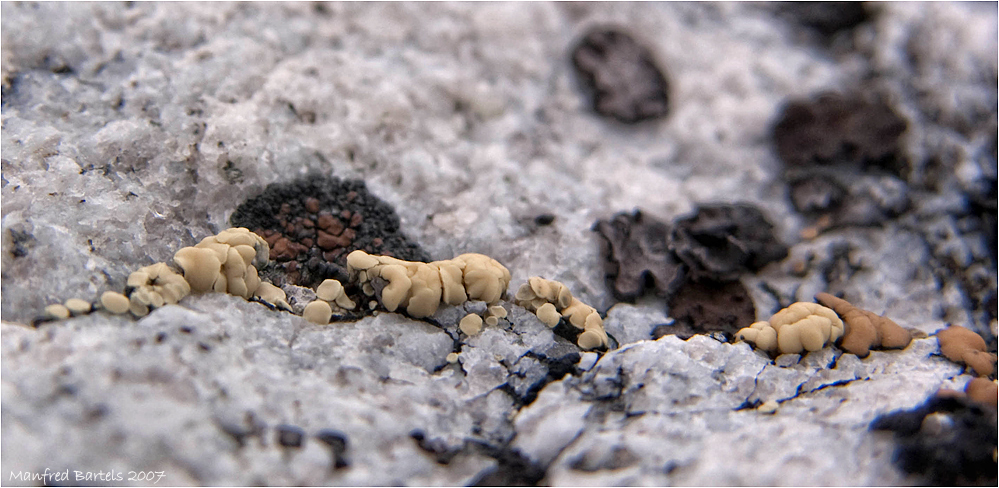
left=571, top=26, right=671, bottom=124
left=657, top=278, right=756, bottom=341
left=592, top=210, right=686, bottom=302
left=736, top=301, right=845, bottom=355
left=229, top=175, right=430, bottom=288
left=668, top=203, right=788, bottom=283
left=346, top=249, right=511, bottom=319
left=936, top=324, right=997, bottom=377
left=513, top=276, right=609, bottom=350
left=815, top=292, right=912, bottom=358
left=772, top=91, right=909, bottom=176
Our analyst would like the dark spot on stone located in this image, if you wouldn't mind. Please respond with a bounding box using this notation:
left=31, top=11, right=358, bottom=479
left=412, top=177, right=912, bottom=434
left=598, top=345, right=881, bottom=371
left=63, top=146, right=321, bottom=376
left=668, top=203, right=788, bottom=283
left=230, top=175, right=429, bottom=290
left=467, top=440, right=547, bottom=487
left=197, top=342, right=212, bottom=352
left=773, top=91, right=909, bottom=177
left=9, top=227, right=36, bottom=258
left=276, top=424, right=305, bottom=448
left=788, top=174, right=847, bottom=215
left=593, top=210, right=687, bottom=302
left=410, top=429, right=460, bottom=465
left=179, top=326, right=194, bottom=334
left=534, top=213, right=555, bottom=226
left=870, top=394, right=997, bottom=486
left=571, top=27, right=670, bottom=124
left=659, top=278, right=756, bottom=341
left=155, top=332, right=167, bottom=343
left=774, top=2, right=872, bottom=38
left=221, top=160, right=244, bottom=184
left=315, top=429, right=350, bottom=469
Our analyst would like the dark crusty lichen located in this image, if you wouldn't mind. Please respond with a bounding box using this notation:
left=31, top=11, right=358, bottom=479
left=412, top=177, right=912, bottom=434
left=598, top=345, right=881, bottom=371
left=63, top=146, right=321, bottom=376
left=229, top=175, right=430, bottom=288
left=773, top=2, right=872, bottom=39
left=870, top=394, right=997, bottom=486
left=657, top=278, right=756, bottom=341
left=571, top=27, right=670, bottom=124
left=668, top=204, right=788, bottom=283
left=773, top=91, right=909, bottom=176
left=592, top=210, right=686, bottom=302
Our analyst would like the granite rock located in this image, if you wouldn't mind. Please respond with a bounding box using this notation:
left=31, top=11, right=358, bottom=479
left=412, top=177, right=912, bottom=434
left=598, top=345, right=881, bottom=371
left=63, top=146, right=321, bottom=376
left=2, top=2, right=996, bottom=485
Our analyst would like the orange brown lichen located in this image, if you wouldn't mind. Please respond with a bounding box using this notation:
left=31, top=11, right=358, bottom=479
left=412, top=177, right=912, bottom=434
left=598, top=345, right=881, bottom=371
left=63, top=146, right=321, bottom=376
left=815, top=292, right=912, bottom=358
left=936, top=325, right=997, bottom=377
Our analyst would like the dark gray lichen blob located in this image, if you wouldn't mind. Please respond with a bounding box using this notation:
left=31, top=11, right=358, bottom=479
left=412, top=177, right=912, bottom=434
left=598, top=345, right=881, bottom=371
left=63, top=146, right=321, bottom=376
left=772, top=91, right=909, bottom=176
left=657, top=278, right=756, bottom=341
left=667, top=203, right=788, bottom=283
left=229, top=175, right=430, bottom=288
left=571, top=27, right=670, bottom=124
left=592, top=210, right=686, bottom=302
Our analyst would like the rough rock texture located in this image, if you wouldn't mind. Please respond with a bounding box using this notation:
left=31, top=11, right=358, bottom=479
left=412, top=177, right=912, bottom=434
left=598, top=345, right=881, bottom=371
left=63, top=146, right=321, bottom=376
left=2, top=3, right=996, bottom=486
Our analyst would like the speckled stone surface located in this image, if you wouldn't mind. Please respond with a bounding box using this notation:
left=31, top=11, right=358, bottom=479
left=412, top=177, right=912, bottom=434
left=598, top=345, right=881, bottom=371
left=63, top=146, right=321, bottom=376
left=2, top=2, right=996, bottom=485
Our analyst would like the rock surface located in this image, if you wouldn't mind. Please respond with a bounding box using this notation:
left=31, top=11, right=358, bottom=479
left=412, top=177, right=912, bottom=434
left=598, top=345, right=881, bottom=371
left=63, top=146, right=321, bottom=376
left=2, top=3, right=996, bottom=486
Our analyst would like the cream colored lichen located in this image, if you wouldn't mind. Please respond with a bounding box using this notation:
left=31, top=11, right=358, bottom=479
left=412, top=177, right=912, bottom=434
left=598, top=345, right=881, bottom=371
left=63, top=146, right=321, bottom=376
left=346, top=250, right=511, bottom=319
left=100, top=291, right=131, bottom=315
left=314, top=278, right=357, bottom=312
left=252, top=282, right=292, bottom=311
left=736, top=302, right=844, bottom=355
left=64, top=298, right=92, bottom=316
left=126, top=262, right=192, bottom=317
left=513, top=276, right=609, bottom=350
left=43, top=304, right=71, bottom=320
left=459, top=313, right=483, bottom=336
left=174, top=227, right=265, bottom=299
left=303, top=300, right=333, bottom=325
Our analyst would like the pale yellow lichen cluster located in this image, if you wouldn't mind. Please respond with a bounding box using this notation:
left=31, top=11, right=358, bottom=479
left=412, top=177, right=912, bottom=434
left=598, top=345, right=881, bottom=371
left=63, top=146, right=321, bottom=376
left=513, top=277, right=609, bottom=350
left=125, top=262, right=192, bottom=316
left=346, top=250, right=512, bottom=319
left=77, top=227, right=287, bottom=319
left=173, top=227, right=269, bottom=298
left=735, top=302, right=844, bottom=355
left=303, top=279, right=357, bottom=325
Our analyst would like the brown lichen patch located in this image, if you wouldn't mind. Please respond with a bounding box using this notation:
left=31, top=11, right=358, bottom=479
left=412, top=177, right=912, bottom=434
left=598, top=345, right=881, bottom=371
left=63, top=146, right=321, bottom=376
left=592, top=210, right=686, bottom=302
left=229, top=176, right=430, bottom=289
left=936, top=325, right=997, bottom=377
left=773, top=91, right=909, bottom=176
left=571, top=27, right=670, bottom=124
left=668, top=204, right=788, bottom=283
left=815, top=292, right=912, bottom=358
left=658, top=279, right=755, bottom=341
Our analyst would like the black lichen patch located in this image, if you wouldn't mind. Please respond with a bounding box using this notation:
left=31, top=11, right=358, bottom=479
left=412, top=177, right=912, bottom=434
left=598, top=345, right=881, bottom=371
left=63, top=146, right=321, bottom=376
left=275, top=424, right=305, bottom=448
left=7, top=227, right=36, bottom=258
left=870, top=394, right=997, bottom=486
left=658, top=278, right=756, bottom=341
left=571, top=27, right=670, bottom=124
left=315, top=429, right=350, bottom=470
left=593, top=210, right=687, bottom=302
left=773, top=2, right=872, bottom=38
left=773, top=91, right=909, bottom=177
left=230, top=175, right=430, bottom=288
left=467, top=440, right=547, bottom=487
left=668, top=204, right=788, bottom=283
